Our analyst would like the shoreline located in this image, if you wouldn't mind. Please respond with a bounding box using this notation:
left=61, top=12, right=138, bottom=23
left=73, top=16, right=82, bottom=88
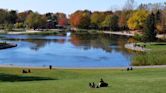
left=0, top=42, right=17, bottom=49
left=124, top=43, right=151, bottom=52
left=0, top=64, right=166, bottom=69
left=103, top=31, right=134, bottom=37
left=0, top=29, right=64, bottom=35
left=0, top=30, right=165, bottom=39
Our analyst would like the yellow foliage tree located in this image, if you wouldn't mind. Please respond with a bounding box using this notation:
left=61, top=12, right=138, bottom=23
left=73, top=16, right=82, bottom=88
left=127, top=10, right=149, bottom=30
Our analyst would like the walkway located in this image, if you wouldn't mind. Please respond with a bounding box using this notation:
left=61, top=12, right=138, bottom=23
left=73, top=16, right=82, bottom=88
left=103, top=31, right=134, bottom=37
left=103, top=31, right=166, bottom=39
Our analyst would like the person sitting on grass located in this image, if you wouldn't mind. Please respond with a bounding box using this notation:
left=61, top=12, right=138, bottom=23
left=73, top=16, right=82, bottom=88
left=127, top=67, right=133, bottom=71
left=99, top=78, right=108, bottom=87
left=89, top=82, right=96, bottom=88
left=22, top=69, right=28, bottom=73
left=89, top=83, right=92, bottom=88
left=92, top=82, right=96, bottom=88
left=127, top=67, right=130, bottom=71
left=130, top=67, right=133, bottom=70
left=22, top=69, right=31, bottom=73
left=28, top=69, right=31, bottom=73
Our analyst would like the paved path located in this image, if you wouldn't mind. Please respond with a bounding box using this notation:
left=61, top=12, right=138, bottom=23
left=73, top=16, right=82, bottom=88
left=6, top=29, right=61, bottom=34
left=103, top=31, right=134, bottom=36
left=8, top=30, right=41, bottom=34
left=103, top=31, right=166, bottom=39
left=0, top=64, right=166, bottom=69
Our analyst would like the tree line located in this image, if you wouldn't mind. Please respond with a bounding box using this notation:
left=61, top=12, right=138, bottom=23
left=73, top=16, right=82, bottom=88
left=0, top=0, right=165, bottom=36
left=70, top=2, right=166, bottom=34
left=0, top=10, right=68, bottom=30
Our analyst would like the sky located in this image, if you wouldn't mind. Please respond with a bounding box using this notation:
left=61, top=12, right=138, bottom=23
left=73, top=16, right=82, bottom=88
left=0, top=0, right=165, bottom=15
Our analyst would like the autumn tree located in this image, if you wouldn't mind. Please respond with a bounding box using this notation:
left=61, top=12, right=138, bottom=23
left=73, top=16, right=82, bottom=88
left=55, top=13, right=68, bottom=26
left=155, top=10, right=166, bottom=34
left=127, top=10, right=149, bottom=30
left=70, top=10, right=91, bottom=29
left=70, top=11, right=82, bottom=28
left=55, top=12, right=68, bottom=26
left=55, top=12, right=66, bottom=19
left=91, top=12, right=106, bottom=29
left=58, top=18, right=68, bottom=26
left=17, top=12, right=29, bottom=23
left=25, top=12, right=47, bottom=29
left=101, top=15, right=112, bottom=30
left=119, top=13, right=126, bottom=30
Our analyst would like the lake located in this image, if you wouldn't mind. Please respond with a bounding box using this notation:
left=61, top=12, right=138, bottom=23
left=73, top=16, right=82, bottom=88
left=0, top=33, right=135, bottom=68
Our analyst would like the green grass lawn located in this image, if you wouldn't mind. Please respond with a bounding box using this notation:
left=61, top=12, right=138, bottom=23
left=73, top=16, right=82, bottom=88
left=132, top=42, right=166, bottom=66
left=0, top=67, right=166, bottom=93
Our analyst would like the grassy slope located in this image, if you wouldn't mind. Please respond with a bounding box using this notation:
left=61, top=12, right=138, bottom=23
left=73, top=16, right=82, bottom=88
left=0, top=68, right=166, bottom=93
left=132, top=43, right=166, bottom=66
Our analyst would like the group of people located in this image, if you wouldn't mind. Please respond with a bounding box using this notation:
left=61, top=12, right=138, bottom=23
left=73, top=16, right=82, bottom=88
left=22, top=65, right=53, bottom=74
left=89, top=78, right=109, bottom=88
left=22, top=69, right=31, bottom=73
left=127, top=67, right=133, bottom=71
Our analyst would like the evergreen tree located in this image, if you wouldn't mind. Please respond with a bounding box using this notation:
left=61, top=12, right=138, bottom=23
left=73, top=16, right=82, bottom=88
left=110, top=15, right=119, bottom=31
left=143, top=13, right=157, bottom=41
left=155, top=10, right=161, bottom=24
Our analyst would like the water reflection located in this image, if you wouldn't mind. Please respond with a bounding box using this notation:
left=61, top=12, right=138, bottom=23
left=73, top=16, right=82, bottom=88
left=0, top=33, right=135, bottom=68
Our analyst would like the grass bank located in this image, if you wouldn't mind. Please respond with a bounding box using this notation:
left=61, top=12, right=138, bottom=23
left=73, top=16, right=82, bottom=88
left=132, top=42, right=166, bottom=66
left=0, top=67, right=165, bottom=93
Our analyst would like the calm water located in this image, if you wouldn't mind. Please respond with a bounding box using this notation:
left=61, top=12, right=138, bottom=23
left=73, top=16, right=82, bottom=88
left=0, top=33, right=134, bottom=68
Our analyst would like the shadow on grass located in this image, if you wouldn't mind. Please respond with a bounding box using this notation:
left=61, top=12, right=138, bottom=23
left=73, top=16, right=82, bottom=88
left=153, top=43, right=166, bottom=45
left=0, top=73, right=56, bottom=82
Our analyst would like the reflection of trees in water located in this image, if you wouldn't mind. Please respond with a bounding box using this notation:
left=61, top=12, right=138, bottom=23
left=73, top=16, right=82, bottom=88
left=71, top=34, right=138, bottom=56
left=3, top=38, right=65, bottom=51
left=71, top=33, right=112, bottom=53
left=27, top=39, right=51, bottom=51
left=112, top=36, right=137, bottom=57
left=1, top=34, right=138, bottom=56
left=27, top=39, right=65, bottom=51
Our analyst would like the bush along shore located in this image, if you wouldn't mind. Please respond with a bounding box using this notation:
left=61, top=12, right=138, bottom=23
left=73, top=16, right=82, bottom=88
left=0, top=42, right=17, bottom=49
left=132, top=42, right=166, bottom=66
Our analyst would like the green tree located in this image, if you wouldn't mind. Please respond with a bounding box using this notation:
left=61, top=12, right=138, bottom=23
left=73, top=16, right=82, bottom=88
left=127, top=10, right=149, bottom=30
left=0, top=9, right=8, bottom=29
left=143, top=13, right=157, bottom=41
left=79, top=12, right=90, bottom=28
left=91, top=12, right=106, bottom=29
left=25, top=12, right=46, bottom=29
left=110, top=15, right=119, bottom=31
left=101, top=15, right=111, bottom=29
left=7, top=10, right=17, bottom=24
left=4, top=24, right=14, bottom=31
left=15, top=22, right=26, bottom=28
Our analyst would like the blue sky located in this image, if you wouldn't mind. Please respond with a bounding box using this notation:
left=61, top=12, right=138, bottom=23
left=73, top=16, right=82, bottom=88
left=0, top=0, right=165, bottom=14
